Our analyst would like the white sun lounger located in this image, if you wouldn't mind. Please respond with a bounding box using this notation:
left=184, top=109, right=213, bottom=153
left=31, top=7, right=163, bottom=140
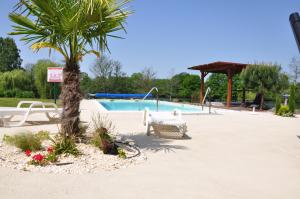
left=143, top=108, right=187, bottom=138
left=0, top=101, right=62, bottom=127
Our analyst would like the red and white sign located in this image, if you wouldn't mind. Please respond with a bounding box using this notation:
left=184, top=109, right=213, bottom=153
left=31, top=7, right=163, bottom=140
left=47, top=67, right=63, bottom=83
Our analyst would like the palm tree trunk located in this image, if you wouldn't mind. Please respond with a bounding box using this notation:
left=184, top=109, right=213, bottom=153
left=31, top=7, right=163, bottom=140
left=60, top=61, right=82, bottom=137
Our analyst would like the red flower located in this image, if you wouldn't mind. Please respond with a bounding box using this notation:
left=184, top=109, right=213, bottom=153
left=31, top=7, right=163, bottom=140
left=25, top=150, right=31, bottom=157
left=47, top=147, right=54, bottom=153
left=32, top=154, right=44, bottom=162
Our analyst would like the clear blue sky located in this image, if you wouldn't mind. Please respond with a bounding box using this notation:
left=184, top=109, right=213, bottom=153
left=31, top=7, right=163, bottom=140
left=0, top=0, right=299, bottom=78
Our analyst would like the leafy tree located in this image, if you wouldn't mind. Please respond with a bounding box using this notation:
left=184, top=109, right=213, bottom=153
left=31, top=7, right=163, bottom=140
left=0, top=69, right=33, bottom=97
left=288, top=57, right=300, bottom=83
left=129, top=73, right=144, bottom=93
left=141, top=67, right=156, bottom=91
left=33, top=60, right=60, bottom=99
left=205, top=73, right=243, bottom=102
left=168, top=68, right=176, bottom=101
left=205, top=74, right=227, bottom=101
left=90, top=56, right=127, bottom=93
left=275, top=95, right=281, bottom=114
left=154, top=79, right=171, bottom=98
left=171, top=73, right=200, bottom=100
left=288, top=84, right=296, bottom=114
left=296, top=83, right=300, bottom=107
left=10, top=0, right=131, bottom=137
left=24, top=63, right=38, bottom=97
left=0, top=37, right=22, bottom=72
left=80, top=72, right=93, bottom=95
left=240, top=63, right=287, bottom=110
left=91, top=56, right=114, bottom=93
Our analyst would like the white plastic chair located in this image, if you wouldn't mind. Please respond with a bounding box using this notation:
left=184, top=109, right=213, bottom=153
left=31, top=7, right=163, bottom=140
left=143, top=108, right=187, bottom=138
left=0, top=101, right=61, bottom=127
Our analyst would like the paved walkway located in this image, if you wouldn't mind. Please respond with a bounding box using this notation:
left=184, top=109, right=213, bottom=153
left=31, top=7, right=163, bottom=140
left=0, top=100, right=300, bottom=199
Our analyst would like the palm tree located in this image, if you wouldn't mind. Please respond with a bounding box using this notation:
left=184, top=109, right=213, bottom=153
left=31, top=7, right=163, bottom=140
left=9, top=0, right=131, bottom=137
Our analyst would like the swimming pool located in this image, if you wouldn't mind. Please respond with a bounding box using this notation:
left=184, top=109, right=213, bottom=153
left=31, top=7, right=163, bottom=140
left=98, top=100, right=204, bottom=112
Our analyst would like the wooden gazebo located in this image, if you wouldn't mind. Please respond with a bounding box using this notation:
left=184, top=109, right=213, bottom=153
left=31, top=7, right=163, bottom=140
left=188, top=61, right=248, bottom=108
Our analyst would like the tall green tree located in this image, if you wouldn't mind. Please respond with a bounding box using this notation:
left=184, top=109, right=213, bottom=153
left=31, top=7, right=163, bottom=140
left=141, top=67, right=156, bottom=92
left=90, top=55, right=126, bottom=93
left=0, top=70, right=31, bottom=93
left=0, top=37, right=22, bottom=72
left=240, top=63, right=287, bottom=110
left=9, top=0, right=131, bottom=137
left=288, top=84, right=296, bottom=114
left=171, top=73, right=200, bottom=99
left=205, top=73, right=243, bottom=101
left=33, top=60, right=59, bottom=99
left=288, top=57, right=300, bottom=83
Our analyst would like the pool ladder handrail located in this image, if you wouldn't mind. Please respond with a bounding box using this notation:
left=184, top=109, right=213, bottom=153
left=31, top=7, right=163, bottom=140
left=202, top=87, right=212, bottom=113
left=142, top=87, right=159, bottom=112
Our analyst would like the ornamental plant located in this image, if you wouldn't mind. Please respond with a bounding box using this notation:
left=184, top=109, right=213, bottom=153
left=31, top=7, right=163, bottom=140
left=27, top=147, right=58, bottom=166
left=29, top=153, right=47, bottom=166
left=3, top=133, right=42, bottom=152
left=51, top=135, right=80, bottom=156
left=275, top=95, right=281, bottom=115
left=90, top=114, right=126, bottom=157
left=25, top=149, right=31, bottom=157
left=9, top=0, right=131, bottom=139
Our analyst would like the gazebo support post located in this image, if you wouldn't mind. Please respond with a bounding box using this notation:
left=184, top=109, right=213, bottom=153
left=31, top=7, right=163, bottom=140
left=189, top=62, right=248, bottom=109
left=226, top=69, right=233, bottom=108
left=200, top=71, right=207, bottom=105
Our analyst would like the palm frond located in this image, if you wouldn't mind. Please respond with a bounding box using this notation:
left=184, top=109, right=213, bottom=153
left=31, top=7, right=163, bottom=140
left=9, top=0, right=131, bottom=62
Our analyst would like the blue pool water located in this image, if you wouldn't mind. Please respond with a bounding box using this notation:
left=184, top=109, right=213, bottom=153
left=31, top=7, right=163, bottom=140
left=99, top=100, right=202, bottom=112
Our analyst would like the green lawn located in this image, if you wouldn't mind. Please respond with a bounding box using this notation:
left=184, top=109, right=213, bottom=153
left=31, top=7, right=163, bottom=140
left=0, top=98, right=62, bottom=107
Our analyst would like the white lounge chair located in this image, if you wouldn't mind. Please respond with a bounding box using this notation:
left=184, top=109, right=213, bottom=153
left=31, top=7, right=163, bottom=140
left=0, top=101, right=61, bottom=127
left=143, top=108, right=187, bottom=138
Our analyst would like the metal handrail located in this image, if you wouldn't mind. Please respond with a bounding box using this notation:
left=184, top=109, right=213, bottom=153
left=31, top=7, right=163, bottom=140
left=142, top=87, right=159, bottom=111
left=202, top=87, right=211, bottom=112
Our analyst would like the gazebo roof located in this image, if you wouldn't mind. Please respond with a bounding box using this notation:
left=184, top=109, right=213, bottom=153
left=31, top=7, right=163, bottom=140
left=188, top=61, right=248, bottom=74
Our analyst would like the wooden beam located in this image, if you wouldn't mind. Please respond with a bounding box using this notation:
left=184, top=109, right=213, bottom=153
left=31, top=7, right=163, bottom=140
left=227, top=69, right=233, bottom=108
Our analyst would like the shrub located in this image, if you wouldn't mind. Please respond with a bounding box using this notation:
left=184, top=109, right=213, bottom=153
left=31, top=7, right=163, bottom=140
left=35, top=131, right=50, bottom=141
left=117, top=148, right=127, bottom=159
left=277, top=105, right=293, bottom=117
left=91, top=127, right=118, bottom=155
left=45, top=147, right=58, bottom=163
left=27, top=146, right=58, bottom=166
left=33, top=60, right=60, bottom=98
left=15, top=90, right=34, bottom=98
left=51, top=135, right=80, bottom=156
left=275, top=95, right=281, bottom=114
left=3, top=133, right=44, bottom=151
left=288, top=84, right=296, bottom=114
left=29, top=153, right=47, bottom=166
left=3, top=89, right=17, bottom=97
left=90, top=114, right=125, bottom=156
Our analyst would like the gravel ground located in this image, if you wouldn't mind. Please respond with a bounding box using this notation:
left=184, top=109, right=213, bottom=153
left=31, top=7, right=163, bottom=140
left=0, top=140, right=146, bottom=174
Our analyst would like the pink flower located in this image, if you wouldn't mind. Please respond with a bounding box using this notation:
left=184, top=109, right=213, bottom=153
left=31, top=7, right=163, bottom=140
left=25, top=150, right=31, bottom=157
left=32, top=154, right=44, bottom=162
left=47, top=147, right=54, bottom=153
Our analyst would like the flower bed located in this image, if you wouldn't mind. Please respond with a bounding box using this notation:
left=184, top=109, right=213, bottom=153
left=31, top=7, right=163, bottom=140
left=0, top=139, right=146, bottom=174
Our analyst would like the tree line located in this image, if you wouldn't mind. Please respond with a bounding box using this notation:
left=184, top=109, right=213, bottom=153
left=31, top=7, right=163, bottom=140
left=81, top=55, right=200, bottom=101
left=0, top=36, right=299, bottom=109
